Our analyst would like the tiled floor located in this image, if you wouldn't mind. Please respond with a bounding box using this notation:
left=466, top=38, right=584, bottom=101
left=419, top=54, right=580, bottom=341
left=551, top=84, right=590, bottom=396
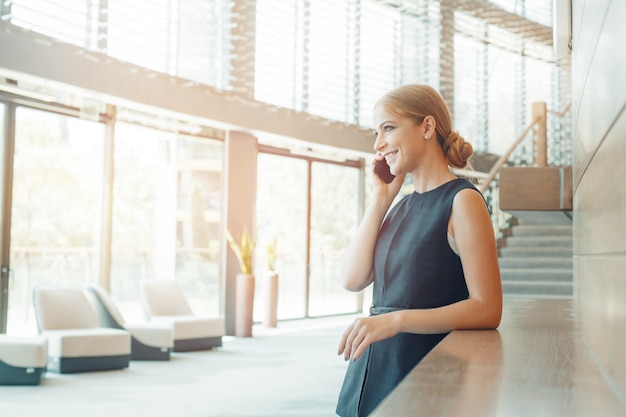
left=0, top=315, right=358, bottom=417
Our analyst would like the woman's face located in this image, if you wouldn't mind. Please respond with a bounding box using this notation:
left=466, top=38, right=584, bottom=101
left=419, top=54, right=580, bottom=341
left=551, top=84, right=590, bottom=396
left=372, top=104, right=424, bottom=176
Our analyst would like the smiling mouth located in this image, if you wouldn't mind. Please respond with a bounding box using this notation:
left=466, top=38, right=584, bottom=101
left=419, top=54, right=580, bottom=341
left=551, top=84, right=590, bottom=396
left=384, top=151, right=398, bottom=162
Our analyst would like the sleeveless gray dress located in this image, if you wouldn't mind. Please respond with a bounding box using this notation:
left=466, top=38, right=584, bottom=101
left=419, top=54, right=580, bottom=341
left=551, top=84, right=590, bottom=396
left=336, top=178, right=480, bottom=417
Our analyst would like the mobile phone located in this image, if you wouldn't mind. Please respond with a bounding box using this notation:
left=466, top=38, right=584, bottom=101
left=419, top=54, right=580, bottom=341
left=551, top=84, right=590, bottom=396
left=373, top=159, right=396, bottom=184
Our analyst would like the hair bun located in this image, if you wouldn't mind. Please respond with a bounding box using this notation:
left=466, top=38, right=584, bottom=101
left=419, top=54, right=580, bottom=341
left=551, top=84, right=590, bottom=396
left=445, top=131, right=473, bottom=169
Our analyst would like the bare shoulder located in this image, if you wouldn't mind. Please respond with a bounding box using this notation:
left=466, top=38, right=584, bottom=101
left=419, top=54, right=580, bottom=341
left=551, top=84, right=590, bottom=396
left=449, top=187, right=491, bottom=235
left=452, top=187, right=489, bottom=216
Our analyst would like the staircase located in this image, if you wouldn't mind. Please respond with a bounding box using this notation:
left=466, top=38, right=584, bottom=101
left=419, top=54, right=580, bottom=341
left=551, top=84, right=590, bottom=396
left=498, top=223, right=573, bottom=298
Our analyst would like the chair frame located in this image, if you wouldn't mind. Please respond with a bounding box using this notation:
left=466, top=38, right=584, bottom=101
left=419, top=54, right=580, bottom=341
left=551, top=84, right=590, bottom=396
left=33, top=285, right=131, bottom=374
left=86, top=285, right=172, bottom=361
left=139, top=280, right=224, bottom=352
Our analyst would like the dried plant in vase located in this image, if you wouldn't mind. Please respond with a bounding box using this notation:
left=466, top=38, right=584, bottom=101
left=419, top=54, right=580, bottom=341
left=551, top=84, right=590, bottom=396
left=264, top=235, right=279, bottom=328
left=265, top=235, right=278, bottom=272
left=226, top=227, right=256, bottom=337
left=226, top=227, right=255, bottom=275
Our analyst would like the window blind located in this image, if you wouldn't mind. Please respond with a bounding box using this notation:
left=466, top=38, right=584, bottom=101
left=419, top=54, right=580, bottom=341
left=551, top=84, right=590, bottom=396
left=8, top=0, right=93, bottom=48
left=4, top=0, right=564, bottom=160
left=6, top=0, right=233, bottom=90
left=254, top=0, right=300, bottom=110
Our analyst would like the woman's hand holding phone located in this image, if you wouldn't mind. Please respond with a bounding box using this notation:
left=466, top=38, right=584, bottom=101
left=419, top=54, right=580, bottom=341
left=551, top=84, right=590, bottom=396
left=373, top=158, right=396, bottom=184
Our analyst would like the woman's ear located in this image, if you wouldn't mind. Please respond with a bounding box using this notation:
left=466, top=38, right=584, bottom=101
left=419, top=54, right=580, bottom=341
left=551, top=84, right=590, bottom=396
left=424, top=115, right=436, bottom=136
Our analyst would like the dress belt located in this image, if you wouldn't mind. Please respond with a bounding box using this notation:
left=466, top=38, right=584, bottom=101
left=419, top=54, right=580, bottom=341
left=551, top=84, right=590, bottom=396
left=369, top=306, right=404, bottom=316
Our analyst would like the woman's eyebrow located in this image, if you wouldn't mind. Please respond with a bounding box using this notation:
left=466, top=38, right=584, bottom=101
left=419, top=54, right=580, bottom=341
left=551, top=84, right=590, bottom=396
left=378, top=120, right=394, bottom=129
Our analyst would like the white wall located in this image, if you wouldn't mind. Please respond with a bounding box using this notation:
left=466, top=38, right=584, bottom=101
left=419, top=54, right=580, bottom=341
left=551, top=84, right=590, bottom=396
left=571, top=0, right=626, bottom=395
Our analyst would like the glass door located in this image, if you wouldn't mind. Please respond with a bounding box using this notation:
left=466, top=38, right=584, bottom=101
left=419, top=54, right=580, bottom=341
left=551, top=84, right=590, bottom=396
left=256, top=152, right=362, bottom=320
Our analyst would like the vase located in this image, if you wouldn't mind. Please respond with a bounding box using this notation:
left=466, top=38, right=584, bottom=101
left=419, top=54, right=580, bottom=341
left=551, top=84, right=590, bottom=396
left=235, top=273, right=255, bottom=337
left=263, top=271, right=279, bottom=328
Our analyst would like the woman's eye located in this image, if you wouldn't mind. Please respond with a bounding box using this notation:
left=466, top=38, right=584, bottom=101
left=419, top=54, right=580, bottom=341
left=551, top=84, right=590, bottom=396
left=384, top=125, right=394, bottom=132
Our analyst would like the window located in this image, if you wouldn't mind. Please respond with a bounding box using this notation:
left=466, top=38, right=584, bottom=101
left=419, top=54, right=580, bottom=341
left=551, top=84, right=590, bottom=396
left=455, top=32, right=488, bottom=152
left=176, top=0, right=233, bottom=88
left=110, top=123, right=176, bottom=321
left=255, top=154, right=308, bottom=319
left=453, top=7, right=560, bottom=161
left=400, top=11, right=441, bottom=88
left=488, top=0, right=552, bottom=26
left=8, top=0, right=94, bottom=48
left=255, top=153, right=362, bottom=319
left=487, top=43, right=520, bottom=156
left=8, top=106, right=105, bottom=334
left=525, top=52, right=559, bottom=162
left=254, top=0, right=300, bottom=110
left=358, top=1, right=397, bottom=126
left=2, top=0, right=564, bottom=325
left=6, top=0, right=233, bottom=89
left=5, top=0, right=561, bottom=158
left=110, top=124, right=224, bottom=321
left=107, top=0, right=172, bottom=72
left=309, top=162, right=360, bottom=316
left=175, top=135, right=224, bottom=317
left=254, top=0, right=442, bottom=127
left=307, top=2, right=351, bottom=121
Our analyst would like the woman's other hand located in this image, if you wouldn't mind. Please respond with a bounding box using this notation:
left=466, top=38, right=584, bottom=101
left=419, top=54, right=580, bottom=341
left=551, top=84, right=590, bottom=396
left=338, top=313, right=400, bottom=361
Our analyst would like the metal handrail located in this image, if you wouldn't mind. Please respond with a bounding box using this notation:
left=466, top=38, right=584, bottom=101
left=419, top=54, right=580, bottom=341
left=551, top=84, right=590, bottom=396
left=478, top=101, right=572, bottom=194
left=547, top=102, right=572, bottom=117
left=478, top=116, right=541, bottom=194
left=456, top=102, right=572, bottom=239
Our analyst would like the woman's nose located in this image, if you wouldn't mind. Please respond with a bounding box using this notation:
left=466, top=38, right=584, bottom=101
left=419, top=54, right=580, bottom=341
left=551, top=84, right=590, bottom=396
left=373, top=135, right=384, bottom=152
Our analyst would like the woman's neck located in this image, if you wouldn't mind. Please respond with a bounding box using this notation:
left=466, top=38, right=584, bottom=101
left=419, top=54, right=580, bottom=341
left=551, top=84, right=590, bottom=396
left=410, top=163, right=456, bottom=194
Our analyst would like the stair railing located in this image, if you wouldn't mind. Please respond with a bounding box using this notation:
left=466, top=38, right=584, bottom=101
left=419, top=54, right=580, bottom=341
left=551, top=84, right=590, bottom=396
left=455, top=101, right=572, bottom=239
left=479, top=103, right=534, bottom=193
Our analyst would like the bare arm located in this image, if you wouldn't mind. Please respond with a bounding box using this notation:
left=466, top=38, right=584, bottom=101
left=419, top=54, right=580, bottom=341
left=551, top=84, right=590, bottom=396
left=341, top=171, right=406, bottom=292
left=339, top=188, right=502, bottom=359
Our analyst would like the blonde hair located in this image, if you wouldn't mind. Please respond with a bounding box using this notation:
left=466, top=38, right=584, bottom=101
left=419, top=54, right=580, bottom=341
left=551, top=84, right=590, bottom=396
left=377, top=84, right=473, bottom=169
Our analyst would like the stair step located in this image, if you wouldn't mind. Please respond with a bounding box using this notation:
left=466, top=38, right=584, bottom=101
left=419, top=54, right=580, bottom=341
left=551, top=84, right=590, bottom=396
left=501, top=268, right=572, bottom=282
left=499, top=257, right=573, bottom=268
left=499, top=217, right=573, bottom=298
left=502, top=280, right=573, bottom=297
left=504, top=236, right=572, bottom=247
left=499, top=247, right=573, bottom=257
left=510, top=225, right=573, bottom=237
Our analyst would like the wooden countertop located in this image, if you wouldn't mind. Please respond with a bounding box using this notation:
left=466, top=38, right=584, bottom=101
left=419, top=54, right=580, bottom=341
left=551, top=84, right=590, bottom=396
left=370, top=298, right=626, bottom=417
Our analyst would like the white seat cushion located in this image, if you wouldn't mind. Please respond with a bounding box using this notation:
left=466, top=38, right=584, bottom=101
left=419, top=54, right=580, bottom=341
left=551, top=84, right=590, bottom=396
left=43, top=328, right=131, bottom=358
left=0, top=336, right=48, bottom=368
left=124, top=322, right=174, bottom=348
left=150, top=316, right=225, bottom=340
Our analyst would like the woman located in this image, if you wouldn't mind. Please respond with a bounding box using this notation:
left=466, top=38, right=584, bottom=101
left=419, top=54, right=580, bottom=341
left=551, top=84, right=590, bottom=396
left=336, top=84, right=502, bottom=417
